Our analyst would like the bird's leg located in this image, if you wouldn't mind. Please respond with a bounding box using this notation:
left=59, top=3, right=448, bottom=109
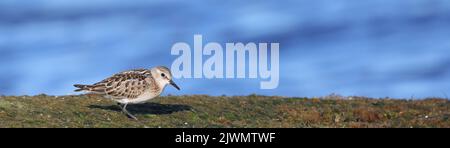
left=121, top=103, right=138, bottom=120
left=117, top=103, right=123, bottom=110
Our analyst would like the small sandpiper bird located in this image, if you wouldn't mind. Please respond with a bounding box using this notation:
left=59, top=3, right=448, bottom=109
left=74, top=66, right=180, bottom=120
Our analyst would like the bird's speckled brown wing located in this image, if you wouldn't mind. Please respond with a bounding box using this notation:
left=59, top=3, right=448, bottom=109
left=86, top=69, right=153, bottom=99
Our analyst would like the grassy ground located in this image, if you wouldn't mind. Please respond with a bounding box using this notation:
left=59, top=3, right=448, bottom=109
left=0, top=94, right=448, bottom=128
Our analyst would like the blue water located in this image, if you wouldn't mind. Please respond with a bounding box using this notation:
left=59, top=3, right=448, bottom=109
left=0, top=0, right=449, bottom=98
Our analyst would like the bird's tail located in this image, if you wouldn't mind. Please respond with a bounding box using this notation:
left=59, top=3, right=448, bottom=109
left=73, top=84, right=91, bottom=92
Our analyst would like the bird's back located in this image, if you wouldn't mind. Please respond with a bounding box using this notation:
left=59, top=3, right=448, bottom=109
left=74, top=69, right=161, bottom=101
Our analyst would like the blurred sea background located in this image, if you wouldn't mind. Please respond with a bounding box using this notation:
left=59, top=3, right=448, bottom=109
left=0, top=0, right=449, bottom=99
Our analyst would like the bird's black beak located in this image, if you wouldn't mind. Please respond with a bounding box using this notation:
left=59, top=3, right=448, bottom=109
left=169, top=80, right=180, bottom=90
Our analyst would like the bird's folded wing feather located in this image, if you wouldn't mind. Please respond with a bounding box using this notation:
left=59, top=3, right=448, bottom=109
left=91, top=69, right=152, bottom=99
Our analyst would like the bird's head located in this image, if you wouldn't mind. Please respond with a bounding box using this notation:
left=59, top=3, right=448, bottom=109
left=152, top=66, right=180, bottom=90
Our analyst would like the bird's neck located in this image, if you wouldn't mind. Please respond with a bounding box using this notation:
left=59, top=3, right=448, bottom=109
left=149, top=69, right=167, bottom=92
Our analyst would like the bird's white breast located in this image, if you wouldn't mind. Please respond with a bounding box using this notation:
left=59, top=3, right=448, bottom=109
left=116, top=90, right=161, bottom=104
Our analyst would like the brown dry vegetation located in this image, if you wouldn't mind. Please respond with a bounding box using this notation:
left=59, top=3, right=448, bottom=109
left=0, top=94, right=448, bottom=128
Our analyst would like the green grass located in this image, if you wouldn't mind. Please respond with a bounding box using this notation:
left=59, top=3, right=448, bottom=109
left=0, top=94, right=448, bottom=128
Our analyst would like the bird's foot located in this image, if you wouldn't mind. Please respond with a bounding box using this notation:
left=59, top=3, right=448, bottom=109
left=117, top=103, right=138, bottom=120
left=124, top=111, right=138, bottom=120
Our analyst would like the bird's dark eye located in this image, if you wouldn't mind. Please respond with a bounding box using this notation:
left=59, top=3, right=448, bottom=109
left=161, top=73, right=165, bottom=77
